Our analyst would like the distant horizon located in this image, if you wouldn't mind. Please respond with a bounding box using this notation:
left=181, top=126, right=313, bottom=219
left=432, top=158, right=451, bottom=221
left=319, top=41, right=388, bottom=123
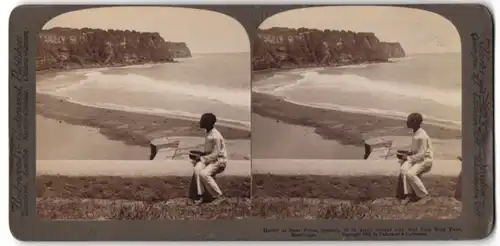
left=41, top=26, right=191, bottom=45
left=405, top=51, right=461, bottom=55
left=259, top=23, right=460, bottom=55
left=191, top=51, right=250, bottom=54
left=42, top=7, right=250, bottom=54
left=259, top=6, right=461, bottom=54
left=185, top=51, right=457, bottom=57
left=41, top=27, right=253, bottom=54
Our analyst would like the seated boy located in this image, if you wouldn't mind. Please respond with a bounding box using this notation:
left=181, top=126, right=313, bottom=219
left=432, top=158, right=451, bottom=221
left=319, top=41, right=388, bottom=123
left=399, top=113, right=434, bottom=205
left=191, top=113, right=227, bottom=205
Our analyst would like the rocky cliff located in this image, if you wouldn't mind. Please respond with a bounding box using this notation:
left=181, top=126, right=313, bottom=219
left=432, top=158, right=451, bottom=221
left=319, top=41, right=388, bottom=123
left=252, top=27, right=406, bottom=71
left=37, top=27, right=192, bottom=71
left=379, top=42, right=406, bottom=58
left=166, top=42, right=192, bottom=58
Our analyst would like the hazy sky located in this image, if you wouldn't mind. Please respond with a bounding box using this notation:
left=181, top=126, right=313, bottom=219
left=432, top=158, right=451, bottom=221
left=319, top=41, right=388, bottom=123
left=260, top=6, right=461, bottom=54
left=43, top=7, right=249, bottom=54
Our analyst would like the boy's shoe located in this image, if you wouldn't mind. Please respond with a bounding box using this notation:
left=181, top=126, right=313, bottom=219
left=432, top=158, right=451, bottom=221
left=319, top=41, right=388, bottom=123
left=400, top=197, right=411, bottom=205
left=414, top=195, right=432, bottom=205
left=210, top=195, right=224, bottom=205
left=194, top=198, right=204, bottom=206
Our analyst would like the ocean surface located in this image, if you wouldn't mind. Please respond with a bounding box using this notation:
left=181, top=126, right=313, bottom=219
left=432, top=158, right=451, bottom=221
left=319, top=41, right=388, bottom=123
left=253, top=53, right=461, bottom=130
left=37, top=53, right=251, bottom=129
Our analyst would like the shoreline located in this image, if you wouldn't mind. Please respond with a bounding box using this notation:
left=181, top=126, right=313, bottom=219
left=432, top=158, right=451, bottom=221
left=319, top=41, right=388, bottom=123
left=251, top=60, right=395, bottom=77
left=36, top=93, right=251, bottom=150
left=38, top=51, right=249, bottom=75
left=252, top=92, right=461, bottom=148
left=35, top=59, right=185, bottom=74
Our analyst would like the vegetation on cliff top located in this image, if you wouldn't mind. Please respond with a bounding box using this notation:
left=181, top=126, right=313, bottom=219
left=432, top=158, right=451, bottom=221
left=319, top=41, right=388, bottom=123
left=37, top=27, right=191, bottom=71
left=253, top=27, right=405, bottom=71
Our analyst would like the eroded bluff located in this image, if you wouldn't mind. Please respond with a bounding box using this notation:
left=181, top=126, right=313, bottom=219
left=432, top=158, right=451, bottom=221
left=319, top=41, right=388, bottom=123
left=37, top=27, right=192, bottom=71
left=253, top=27, right=406, bottom=71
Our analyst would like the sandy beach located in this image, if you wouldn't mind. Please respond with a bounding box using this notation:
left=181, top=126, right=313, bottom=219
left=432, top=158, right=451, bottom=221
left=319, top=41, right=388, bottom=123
left=252, top=92, right=461, bottom=159
left=36, top=93, right=251, bottom=160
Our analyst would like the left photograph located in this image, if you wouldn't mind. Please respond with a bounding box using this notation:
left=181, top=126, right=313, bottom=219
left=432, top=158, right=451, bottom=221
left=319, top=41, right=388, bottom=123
left=36, top=7, right=251, bottom=220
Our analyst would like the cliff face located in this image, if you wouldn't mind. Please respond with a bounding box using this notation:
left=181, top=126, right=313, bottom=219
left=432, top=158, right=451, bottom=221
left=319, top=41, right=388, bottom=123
left=166, top=42, right=192, bottom=58
left=37, top=27, right=192, bottom=71
left=379, top=42, right=406, bottom=58
left=252, top=27, right=406, bottom=71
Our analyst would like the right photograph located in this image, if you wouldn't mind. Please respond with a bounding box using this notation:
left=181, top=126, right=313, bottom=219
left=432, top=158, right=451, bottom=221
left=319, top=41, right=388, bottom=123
left=251, top=6, right=463, bottom=220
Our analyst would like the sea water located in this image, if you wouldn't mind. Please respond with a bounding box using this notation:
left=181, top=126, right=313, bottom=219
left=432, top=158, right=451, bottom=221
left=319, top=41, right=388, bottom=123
left=253, top=53, right=461, bottom=130
left=37, top=53, right=251, bottom=130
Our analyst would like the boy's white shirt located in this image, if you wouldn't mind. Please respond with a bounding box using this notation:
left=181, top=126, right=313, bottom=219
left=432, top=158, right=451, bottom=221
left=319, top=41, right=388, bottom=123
left=407, top=128, right=434, bottom=163
left=200, top=127, right=228, bottom=164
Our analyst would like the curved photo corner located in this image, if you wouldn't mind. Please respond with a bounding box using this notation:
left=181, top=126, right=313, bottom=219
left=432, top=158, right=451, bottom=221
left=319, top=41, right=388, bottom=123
left=250, top=6, right=463, bottom=220
left=36, top=6, right=251, bottom=220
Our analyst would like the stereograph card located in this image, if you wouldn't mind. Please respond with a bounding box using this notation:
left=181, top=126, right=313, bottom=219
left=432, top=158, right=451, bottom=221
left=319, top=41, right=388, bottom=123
left=9, top=3, right=494, bottom=241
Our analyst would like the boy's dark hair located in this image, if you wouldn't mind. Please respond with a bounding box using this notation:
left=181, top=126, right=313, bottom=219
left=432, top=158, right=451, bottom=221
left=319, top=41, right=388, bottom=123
left=201, top=113, right=217, bottom=125
left=409, top=112, right=423, bottom=124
